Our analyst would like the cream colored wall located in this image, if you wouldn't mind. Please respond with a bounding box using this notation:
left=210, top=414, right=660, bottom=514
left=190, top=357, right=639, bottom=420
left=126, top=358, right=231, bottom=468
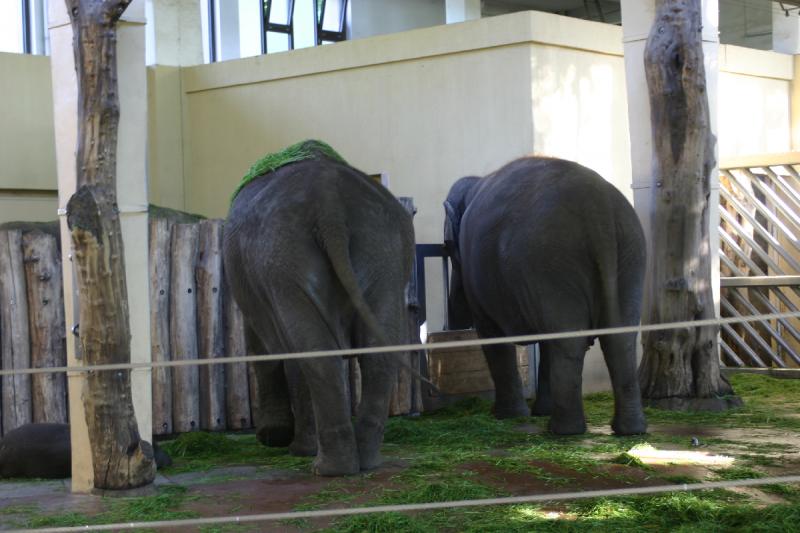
left=179, top=13, right=543, bottom=246
left=718, top=44, right=793, bottom=159
left=531, top=43, right=632, bottom=201
left=148, top=65, right=186, bottom=210
left=0, top=52, right=58, bottom=225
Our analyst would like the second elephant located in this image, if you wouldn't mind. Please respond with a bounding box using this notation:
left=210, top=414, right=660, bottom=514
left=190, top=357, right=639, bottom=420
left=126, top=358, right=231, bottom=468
left=444, top=156, right=647, bottom=436
left=223, top=141, right=415, bottom=476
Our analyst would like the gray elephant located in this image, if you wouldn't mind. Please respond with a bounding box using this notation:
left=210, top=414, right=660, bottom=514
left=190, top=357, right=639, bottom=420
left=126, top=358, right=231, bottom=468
left=223, top=140, right=414, bottom=476
left=444, top=156, right=647, bottom=436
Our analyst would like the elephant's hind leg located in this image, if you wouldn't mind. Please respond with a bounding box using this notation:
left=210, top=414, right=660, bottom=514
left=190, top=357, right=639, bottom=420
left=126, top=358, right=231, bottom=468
left=481, top=343, right=530, bottom=419
left=246, top=326, right=294, bottom=448
left=543, top=338, right=589, bottom=435
left=531, top=346, right=552, bottom=416
left=354, top=294, right=405, bottom=471
left=599, top=333, right=647, bottom=435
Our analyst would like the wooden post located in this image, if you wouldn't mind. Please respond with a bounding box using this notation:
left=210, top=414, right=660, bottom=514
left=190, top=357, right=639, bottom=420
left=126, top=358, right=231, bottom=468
left=170, top=223, right=200, bottom=433
left=223, top=278, right=252, bottom=430
left=63, top=0, right=155, bottom=489
left=0, top=230, right=33, bottom=435
left=638, top=0, right=739, bottom=410
left=23, top=232, right=68, bottom=424
left=196, top=219, right=226, bottom=431
left=149, top=217, right=173, bottom=435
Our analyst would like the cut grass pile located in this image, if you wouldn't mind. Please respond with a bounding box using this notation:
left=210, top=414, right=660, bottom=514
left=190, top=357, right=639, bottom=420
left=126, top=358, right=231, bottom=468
left=3, top=373, right=800, bottom=531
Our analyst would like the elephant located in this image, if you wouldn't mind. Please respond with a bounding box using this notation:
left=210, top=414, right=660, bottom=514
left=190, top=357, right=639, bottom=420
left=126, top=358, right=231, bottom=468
left=443, top=156, right=647, bottom=436
left=223, top=141, right=415, bottom=476
left=0, top=423, right=171, bottom=479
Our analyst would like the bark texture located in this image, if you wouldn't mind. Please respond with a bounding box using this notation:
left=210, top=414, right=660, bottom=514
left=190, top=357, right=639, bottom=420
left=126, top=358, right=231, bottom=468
left=639, top=0, right=740, bottom=410
left=65, top=0, right=155, bottom=488
left=24, top=232, right=68, bottom=424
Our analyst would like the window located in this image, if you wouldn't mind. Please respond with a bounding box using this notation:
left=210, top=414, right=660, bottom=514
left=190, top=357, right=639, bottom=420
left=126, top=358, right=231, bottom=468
left=203, top=0, right=348, bottom=62
left=0, top=0, right=49, bottom=55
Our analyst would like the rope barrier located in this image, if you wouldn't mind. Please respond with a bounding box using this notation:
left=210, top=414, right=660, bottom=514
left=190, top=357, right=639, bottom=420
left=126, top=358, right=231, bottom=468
left=1, top=310, right=799, bottom=378
left=13, top=475, right=800, bottom=532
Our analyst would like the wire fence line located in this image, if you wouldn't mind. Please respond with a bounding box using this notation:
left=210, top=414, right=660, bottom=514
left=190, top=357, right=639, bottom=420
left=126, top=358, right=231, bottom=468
left=14, top=475, right=800, bottom=533
left=1, top=310, right=800, bottom=378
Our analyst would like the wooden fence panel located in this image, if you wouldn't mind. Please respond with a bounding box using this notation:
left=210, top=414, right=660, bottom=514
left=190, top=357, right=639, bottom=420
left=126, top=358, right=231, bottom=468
left=196, top=220, right=226, bottom=431
left=170, top=223, right=200, bottom=433
left=23, top=232, right=67, bottom=424
left=149, top=217, right=173, bottom=435
left=223, top=280, right=252, bottom=430
left=0, top=230, right=33, bottom=434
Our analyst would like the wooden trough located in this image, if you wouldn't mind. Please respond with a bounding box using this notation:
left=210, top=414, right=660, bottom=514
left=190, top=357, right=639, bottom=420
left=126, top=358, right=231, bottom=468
left=423, top=329, right=535, bottom=411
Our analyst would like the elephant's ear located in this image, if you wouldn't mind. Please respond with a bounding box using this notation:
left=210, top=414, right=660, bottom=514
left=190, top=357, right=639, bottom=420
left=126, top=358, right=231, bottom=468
left=443, top=200, right=461, bottom=247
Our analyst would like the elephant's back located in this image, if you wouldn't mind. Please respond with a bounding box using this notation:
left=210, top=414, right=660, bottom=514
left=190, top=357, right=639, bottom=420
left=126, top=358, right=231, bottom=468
left=460, top=157, right=640, bottom=334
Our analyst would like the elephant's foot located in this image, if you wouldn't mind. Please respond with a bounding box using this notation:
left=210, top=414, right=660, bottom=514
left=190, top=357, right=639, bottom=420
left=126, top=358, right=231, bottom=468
left=611, top=413, right=647, bottom=436
left=356, top=417, right=386, bottom=471
left=256, top=424, right=293, bottom=447
left=312, top=450, right=359, bottom=476
left=312, top=427, right=359, bottom=477
left=548, top=416, right=587, bottom=435
left=492, top=401, right=530, bottom=419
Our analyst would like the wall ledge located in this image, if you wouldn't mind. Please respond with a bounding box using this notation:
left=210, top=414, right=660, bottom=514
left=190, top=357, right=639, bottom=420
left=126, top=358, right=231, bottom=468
left=181, top=11, right=625, bottom=94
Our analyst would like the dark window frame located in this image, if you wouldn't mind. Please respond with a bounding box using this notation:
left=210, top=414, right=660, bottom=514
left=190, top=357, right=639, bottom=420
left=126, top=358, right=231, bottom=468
left=316, top=0, right=348, bottom=45
left=21, top=0, right=32, bottom=54
left=261, top=0, right=296, bottom=54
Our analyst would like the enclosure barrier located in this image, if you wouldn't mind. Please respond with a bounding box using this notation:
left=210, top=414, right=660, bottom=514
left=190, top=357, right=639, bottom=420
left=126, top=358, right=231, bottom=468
left=1, top=311, right=799, bottom=532
left=719, top=153, right=800, bottom=368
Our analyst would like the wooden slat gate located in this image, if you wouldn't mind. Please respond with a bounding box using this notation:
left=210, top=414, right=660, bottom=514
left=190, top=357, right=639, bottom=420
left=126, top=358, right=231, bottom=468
left=719, top=153, right=800, bottom=368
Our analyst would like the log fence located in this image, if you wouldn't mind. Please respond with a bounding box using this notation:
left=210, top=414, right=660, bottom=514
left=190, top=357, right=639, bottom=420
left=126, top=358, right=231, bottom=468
left=0, top=200, right=422, bottom=437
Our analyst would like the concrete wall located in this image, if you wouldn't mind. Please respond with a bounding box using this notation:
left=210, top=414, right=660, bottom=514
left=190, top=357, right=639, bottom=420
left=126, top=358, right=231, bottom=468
left=718, top=44, right=793, bottom=160
left=0, top=51, right=58, bottom=223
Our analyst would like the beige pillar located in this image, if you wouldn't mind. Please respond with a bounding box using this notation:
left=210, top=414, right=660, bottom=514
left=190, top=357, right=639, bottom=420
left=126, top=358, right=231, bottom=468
left=49, top=0, right=152, bottom=493
left=621, top=0, right=721, bottom=308
left=145, top=0, right=204, bottom=66
left=446, top=0, right=481, bottom=23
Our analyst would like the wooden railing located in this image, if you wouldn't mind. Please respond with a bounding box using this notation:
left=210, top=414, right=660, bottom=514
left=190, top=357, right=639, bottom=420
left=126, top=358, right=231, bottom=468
left=719, top=152, right=800, bottom=368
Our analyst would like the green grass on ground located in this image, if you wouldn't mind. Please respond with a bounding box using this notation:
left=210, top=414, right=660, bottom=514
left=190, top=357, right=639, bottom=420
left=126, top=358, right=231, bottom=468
left=4, top=373, right=800, bottom=531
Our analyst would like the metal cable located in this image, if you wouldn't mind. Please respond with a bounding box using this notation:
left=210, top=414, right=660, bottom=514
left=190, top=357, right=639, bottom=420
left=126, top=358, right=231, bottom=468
left=13, top=475, right=800, bottom=533
left=2, top=310, right=800, bottom=378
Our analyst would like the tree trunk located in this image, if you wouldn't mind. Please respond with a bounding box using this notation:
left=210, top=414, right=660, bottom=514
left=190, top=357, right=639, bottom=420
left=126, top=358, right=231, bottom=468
left=23, top=231, right=68, bottom=425
left=64, top=0, right=155, bottom=488
left=639, top=0, right=740, bottom=411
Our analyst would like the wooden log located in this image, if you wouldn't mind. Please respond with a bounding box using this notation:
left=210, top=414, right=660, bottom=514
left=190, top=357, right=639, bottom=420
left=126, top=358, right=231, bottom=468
left=388, top=197, right=419, bottom=416
left=23, top=231, right=67, bottom=424
left=639, top=0, right=739, bottom=409
left=223, top=279, right=251, bottom=430
left=64, top=0, right=155, bottom=489
left=196, top=220, right=226, bottom=431
left=0, top=230, right=33, bottom=435
left=170, top=223, right=200, bottom=433
left=149, top=217, right=173, bottom=435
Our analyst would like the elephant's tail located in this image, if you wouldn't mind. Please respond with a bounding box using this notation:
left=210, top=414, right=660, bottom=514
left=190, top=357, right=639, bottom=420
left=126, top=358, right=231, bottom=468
left=596, top=202, right=646, bottom=331
left=315, top=214, right=390, bottom=348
